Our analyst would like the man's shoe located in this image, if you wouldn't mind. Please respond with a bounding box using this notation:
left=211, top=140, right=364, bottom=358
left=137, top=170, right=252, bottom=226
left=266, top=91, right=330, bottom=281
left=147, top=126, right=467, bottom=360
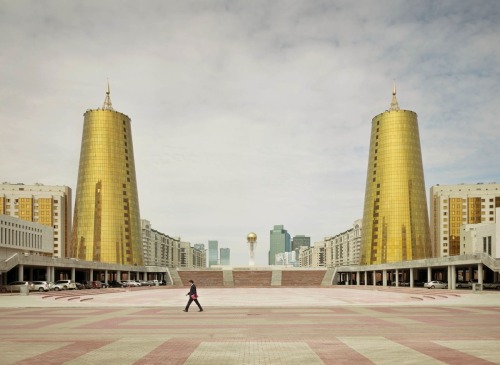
left=183, top=310, right=188, bottom=312
left=199, top=309, right=203, bottom=312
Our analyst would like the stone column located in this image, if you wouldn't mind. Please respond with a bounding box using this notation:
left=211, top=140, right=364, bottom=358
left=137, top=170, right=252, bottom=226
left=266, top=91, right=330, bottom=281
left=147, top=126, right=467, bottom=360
left=356, top=271, right=360, bottom=286
left=46, top=266, right=50, bottom=282
left=382, top=270, right=387, bottom=287
left=478, top=263, right=483, bottom=287
left=395, top=269, right=399, bottom=287
left=364, top=271, right=368, bottom=286
left=410, top=268, right=414, bottom=288
left=18, top=264, right=24, bottom=281
left=427, top=267, right=432, bottom=282
left=450, top=265, right=456, bottom=290
left=105, top=270, right=109, bottom=283
left=372, top=271, right=376, bottom=286
left=90, top=269, right=94, bottom=281
left=71, top=267, right=76, bottom=282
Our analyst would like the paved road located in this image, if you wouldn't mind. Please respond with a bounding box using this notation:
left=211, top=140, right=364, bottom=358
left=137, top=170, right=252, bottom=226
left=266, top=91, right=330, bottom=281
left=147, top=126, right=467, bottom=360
left=1, top=287, right=500, bottom=364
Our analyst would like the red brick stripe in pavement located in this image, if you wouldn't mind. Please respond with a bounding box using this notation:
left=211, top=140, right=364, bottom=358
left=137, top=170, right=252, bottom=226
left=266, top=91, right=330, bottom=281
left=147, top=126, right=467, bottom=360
left=134, top=339, right=200, bottom=365
left=392, top=339, right=497, bottom=365
left=13, top=340, right=114, bottom=365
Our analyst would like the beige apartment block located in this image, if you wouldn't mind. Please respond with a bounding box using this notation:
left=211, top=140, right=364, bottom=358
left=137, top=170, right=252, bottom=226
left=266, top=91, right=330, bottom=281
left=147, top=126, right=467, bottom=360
left=325, top=219, right=362, bottom=267
left=0, top=183, right=72, bottom=258
left=430, top=183, right=500, bottom=258
left=299, top=241, right=326, bottom=268
left=460, top=209, right=500, bottom=258
left=141, top=219, right=180, bottom=267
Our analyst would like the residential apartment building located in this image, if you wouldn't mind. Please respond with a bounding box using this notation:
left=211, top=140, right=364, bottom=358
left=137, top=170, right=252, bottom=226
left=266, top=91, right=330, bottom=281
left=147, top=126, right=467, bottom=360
left=460, top=209, right=500, bottom=259
left=325, top=219, right=362, bottom=267
left=299, top=241, right=326, bottom=267
left=179, top=242, right=206, bottom=268
left=430, top=183, right=500, bottom=257
left=0, top=183, right=72, bottom=258
left=141, top=219, right=180, bottom=267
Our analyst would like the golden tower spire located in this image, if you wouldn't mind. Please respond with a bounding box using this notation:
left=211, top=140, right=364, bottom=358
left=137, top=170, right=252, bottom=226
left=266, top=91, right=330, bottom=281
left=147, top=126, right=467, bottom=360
left=102, top=80, right=114, bottom=111
left=389, top=81, right=400, bottom=111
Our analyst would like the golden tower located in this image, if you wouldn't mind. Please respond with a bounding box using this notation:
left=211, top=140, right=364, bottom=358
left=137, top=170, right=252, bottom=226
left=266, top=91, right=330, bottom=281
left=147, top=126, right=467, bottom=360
left=71, top=83, right=143, bottom=265
left=360, top=85, right=431, bottom=265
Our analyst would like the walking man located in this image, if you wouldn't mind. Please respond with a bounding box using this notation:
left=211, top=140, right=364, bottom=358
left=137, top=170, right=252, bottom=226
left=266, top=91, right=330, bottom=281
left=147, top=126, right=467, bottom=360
left=183, top=279, right=203, bottom=312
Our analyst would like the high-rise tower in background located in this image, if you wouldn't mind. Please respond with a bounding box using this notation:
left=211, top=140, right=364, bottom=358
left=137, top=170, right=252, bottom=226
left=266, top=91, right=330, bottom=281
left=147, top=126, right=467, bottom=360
left=71, top=83, right=143, bottom=265
left=360, top=86, right=431, bottom=265
left=269, top=225, right=290, bottom=265
left=220, top=247, right=230, bottom=265
left=208, top=240, right=219, bottom=267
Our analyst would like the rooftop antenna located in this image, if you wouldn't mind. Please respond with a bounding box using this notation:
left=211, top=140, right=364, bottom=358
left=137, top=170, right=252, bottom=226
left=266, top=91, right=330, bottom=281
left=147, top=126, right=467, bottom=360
left=102, top=80, right=114, bottom=111
left=389, top=81, right=400, bottom=111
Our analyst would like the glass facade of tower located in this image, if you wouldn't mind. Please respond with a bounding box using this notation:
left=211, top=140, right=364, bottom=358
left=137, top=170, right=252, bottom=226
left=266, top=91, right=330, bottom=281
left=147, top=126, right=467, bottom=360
left=220, top=247, right=230, bottom=265
left=269, top=225, right=291, bottom=265
left=360, top=105, right=431, bottom=265
left=208, top=240, right=218, bottom=267
left=71, top=103, right=143, bottom=265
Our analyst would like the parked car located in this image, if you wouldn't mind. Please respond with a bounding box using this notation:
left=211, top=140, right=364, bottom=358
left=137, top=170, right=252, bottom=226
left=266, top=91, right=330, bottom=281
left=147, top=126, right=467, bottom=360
left=391, top=281, right=410, bottom=287
left=53, top=280, right=77, bottom=291
left=484, top=283, right=500, bottom=290
left=32, top=281, right=50, bottom=292
left=80, top=280, right=102, bottom=289
left=424, top=280, right=448, bottom=289
left=122, top=280, right=140, bottom=287
left=108, top=280, right=126, bottom=288
left=79, top=281, right=93, bottom=289
left=0, top=281, right=35, bottom=293
left=456, top=281, right=473, bottom=289
left=100, top=281, right=109, bottom=289
left=89, top=281, right=103, bottom=289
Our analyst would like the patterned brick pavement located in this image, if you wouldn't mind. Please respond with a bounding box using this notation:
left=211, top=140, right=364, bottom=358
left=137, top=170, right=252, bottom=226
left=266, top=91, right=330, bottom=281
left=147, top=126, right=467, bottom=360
left=1, top=287, right=500, bottom=364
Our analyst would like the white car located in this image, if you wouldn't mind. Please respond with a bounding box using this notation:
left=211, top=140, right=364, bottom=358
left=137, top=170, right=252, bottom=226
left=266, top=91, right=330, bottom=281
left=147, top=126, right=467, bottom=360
left=456, top=281, right=473, bottom=289
left=122, top=280, right=140, bottom=287
left=54, top=280, right=77, bottom=291
left=424, top=280, right=448, bottom=289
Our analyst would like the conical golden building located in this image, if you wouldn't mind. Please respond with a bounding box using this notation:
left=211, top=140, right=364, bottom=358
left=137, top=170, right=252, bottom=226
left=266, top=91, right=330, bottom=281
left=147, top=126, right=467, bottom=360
left=71, top=83, right=143, bottom=265
left=360, top=85, right=431, bottom=265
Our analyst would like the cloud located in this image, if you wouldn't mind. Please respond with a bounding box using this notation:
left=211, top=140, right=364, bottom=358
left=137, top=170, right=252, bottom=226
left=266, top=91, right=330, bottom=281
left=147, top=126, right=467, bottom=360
left=1, top=0, right=499, bottom=265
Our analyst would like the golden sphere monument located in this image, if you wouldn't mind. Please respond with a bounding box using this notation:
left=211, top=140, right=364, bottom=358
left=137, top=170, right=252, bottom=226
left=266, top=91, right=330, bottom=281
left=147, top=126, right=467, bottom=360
left=246, top=232, right=257, bottom=266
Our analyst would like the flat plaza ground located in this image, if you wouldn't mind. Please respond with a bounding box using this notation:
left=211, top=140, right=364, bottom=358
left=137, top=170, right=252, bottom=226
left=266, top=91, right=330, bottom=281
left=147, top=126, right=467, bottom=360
left=1, top=286, right=500, bottom=364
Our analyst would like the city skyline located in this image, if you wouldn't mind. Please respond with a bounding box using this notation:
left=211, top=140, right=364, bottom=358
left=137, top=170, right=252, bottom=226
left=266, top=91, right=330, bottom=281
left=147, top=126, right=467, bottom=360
left=1, top=1, right=499, bottom=266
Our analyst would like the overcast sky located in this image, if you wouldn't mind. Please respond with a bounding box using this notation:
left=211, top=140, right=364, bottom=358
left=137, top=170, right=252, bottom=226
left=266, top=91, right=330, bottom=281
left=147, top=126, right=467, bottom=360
left=1, top=0, right=499, bottom=266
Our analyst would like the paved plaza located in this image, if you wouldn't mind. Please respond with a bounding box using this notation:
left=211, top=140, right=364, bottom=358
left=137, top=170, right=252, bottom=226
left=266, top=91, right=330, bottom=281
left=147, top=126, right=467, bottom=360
left=1, top=286, right=500, bottom=364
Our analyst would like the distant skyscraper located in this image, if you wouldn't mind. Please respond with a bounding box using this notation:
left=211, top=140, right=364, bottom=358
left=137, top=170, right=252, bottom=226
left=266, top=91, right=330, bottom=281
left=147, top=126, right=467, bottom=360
left=291, top=235, right=310, bottom=252
left=71, top=83, right=143, bottom=265
left=220, top=247, right=230, bottom=265
left=269, top=225, right=290, bottom=265
left=194, top=243, right=205, bottom=252
left=360, top=86, right=431, bottom=265
left=208, top=240, right=218, bottom=267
